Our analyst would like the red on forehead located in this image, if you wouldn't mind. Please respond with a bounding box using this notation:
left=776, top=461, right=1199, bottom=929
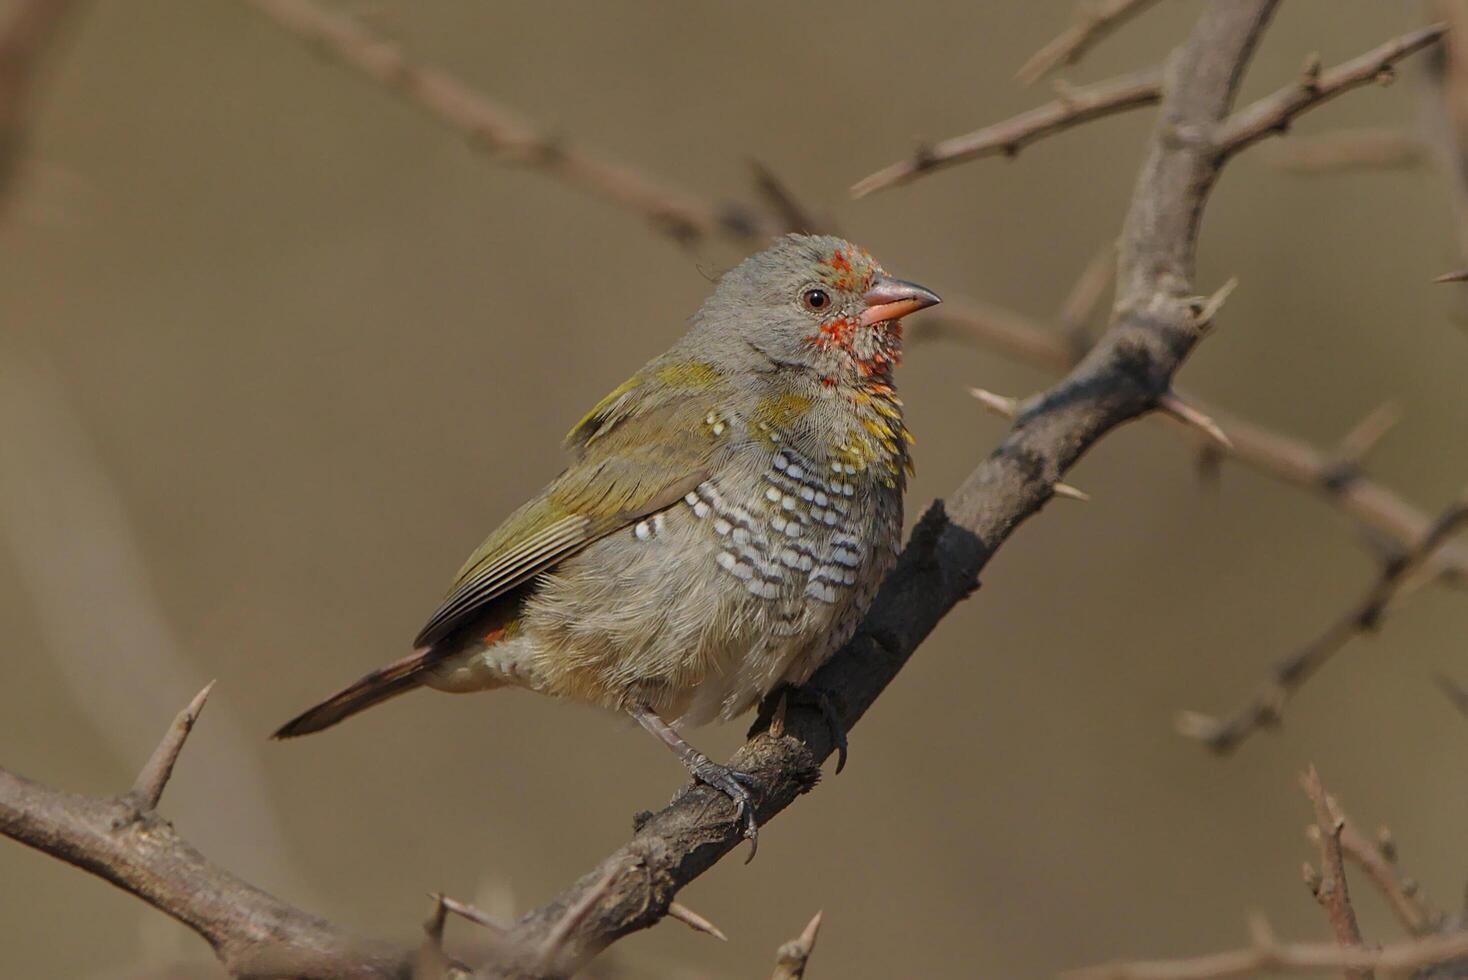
left=818, top=247, right=878, bottom=292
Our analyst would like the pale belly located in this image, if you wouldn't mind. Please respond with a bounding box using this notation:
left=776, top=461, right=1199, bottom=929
left=428, top=457, right=901, bottom=726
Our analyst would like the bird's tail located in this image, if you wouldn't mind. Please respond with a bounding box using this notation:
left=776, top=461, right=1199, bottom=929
left=272, top=649, right=433, bottom=739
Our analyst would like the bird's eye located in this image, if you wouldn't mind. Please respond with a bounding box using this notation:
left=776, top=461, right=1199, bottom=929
left=801, top=288, right=830, bottom=313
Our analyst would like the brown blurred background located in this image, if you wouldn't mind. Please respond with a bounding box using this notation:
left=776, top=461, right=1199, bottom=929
left=2, top=2, right=1466, bottom=977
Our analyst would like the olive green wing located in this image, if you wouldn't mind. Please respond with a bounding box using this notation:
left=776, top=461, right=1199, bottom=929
left=412, top=385, right=721, bottom=649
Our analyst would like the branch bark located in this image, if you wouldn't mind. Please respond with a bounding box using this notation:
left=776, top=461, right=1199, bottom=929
left=0, top=686, right=414, bottom=980
left=850, top=66, right=1162, bottom=198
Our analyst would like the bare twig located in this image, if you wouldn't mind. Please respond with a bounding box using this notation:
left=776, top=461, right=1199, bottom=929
left=1270, top=128, right=1429, bottom=174
left=1336, top=817, right=1439, bottom=937
left=128, top=681, right=214, bottom=810
left=850, top=66, right=1162, bottom=197
left=1217, top=25, right=1448, bottom=158
left=1016, top=0, right=1164, bottom=85
left=1071, top=918, right=1468, bottom=980
left=1301, top=768, right=1371, bottom=978
left=1178, top=495, right=1468, bottom=752
left=770, top=911, right=822, bottom=980
left=239, top=0, right=774, bottom=247
left=1334, top=402, right=1402, bottom=470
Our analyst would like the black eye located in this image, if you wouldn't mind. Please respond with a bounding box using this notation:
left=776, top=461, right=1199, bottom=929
left=802, top=288, right=830, bottom=312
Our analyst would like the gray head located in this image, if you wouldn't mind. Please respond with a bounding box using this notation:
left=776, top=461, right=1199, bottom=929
left=687, top=234, right=940, bottom=383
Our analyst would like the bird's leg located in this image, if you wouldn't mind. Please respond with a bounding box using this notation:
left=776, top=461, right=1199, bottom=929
left=629, top=704, right=760, bottom=858
left=756, top=683, right=849, bottom=774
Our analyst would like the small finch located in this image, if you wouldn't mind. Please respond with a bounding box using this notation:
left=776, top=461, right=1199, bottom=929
left=274, top=234, right=940, bottom=847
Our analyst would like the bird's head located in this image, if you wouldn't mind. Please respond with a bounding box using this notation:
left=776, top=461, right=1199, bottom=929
left=693, top=234, right=941, bottom=385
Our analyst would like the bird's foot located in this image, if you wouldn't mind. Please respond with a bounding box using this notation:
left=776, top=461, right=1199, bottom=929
left=688, top=758, right=760, bottom=861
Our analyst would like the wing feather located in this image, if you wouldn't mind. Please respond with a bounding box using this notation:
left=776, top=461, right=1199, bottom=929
left=412, top=378, right=724, bottom=649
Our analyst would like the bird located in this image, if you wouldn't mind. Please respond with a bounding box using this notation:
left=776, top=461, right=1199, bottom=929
left=273, top=234, right=940, bottom=849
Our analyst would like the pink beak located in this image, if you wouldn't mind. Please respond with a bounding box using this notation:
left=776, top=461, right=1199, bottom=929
left=857, top=276, right=942, bottom=328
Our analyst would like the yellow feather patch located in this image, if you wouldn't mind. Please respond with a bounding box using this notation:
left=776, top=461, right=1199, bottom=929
left=654, top=361, right=722, bottom=387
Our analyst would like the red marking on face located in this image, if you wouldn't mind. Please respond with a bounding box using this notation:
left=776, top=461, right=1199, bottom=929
left=820, top=375, right=836, bottom=386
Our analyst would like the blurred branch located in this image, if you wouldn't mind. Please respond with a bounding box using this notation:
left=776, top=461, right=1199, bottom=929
left=239, top=0, right=777, bottom=247
left=1177, top=494, right=1468, bottom=753
left=1301, top=768, right=1370, bottom=979
left=1332, top=799, right=1441, bottom=937
left=850, top=66, right=1162, bottom=198
left=1270, top=127, right=1429, bottom=174
left=0, top=687, right=415, bottom=980
left=0, top=0, right=82, bottom=213
left=1016, top=0, right=1164, bottom=85
left=1077, top=774, right=1467, bottom=980
left=748, top=160, right=824, bottom=236
left=1071, top=919, right=1468, bottom=980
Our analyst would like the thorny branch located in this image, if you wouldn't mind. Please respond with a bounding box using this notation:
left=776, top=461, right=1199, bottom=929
left=1072, top=923, right=1468, bottom=980
left=852, top=23, right=1446, bottom=197
left=919, top=298, right=1468, bottom=588
left=2, top=5, right=1459, bottom=980
left=1076, top=771, right=1468, bottom=980
left=850, top=66, right=1163, bottom=198
left=1176, top=494, right=1468, bottom=753
left=1216, top=25, right=1448, bottom=158
left=0, top=685, right=413, bottom=979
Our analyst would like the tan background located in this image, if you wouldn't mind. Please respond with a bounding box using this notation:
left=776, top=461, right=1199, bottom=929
left=3, top=2, right=1466, bottom=977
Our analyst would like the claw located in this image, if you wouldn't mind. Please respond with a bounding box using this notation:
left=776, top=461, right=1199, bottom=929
left=691, top=759, right=760, bottom=860
left=778, top=684, right=849, bottom=773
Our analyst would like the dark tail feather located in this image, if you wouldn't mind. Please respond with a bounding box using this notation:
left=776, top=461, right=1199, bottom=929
left=272, top=649, right=433, bottom=738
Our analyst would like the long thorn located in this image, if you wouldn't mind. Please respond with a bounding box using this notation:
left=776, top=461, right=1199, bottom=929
left=1053, top=482, right=1092, bottom=502
left=130, top=681, right=215, bottom=810
left=1158, top=392, right=1233, bottom=450
left=970, top=387, right=1019, bottom=419
left=667, top=901, right=729, bottom=942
